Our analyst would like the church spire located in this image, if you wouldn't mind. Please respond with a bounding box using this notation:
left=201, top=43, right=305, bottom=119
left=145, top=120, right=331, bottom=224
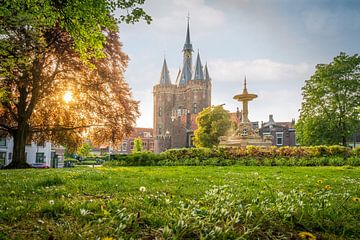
left=193, top=50, right=204, bottom=80
left=183, top=15, right=193, bottom=52
left=159, top=58, right=171, bottom=85
left=178, top=17, right=193, bottom=85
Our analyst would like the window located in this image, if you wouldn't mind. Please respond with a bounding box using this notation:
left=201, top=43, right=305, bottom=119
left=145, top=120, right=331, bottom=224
left=8, top=152, right=12, bottom=160
left=130, top=141, right=134, bottom=150
left=149, top=142, right=154, bottom=150
left=36, top=152, right=45, bottom=163
left=0, top=152, right=6, bottom=166
left=276, top=132, right=283, bottom=146
left=159, top=107, right=162, bottom=117
left=0, top=138, right=6, bottom=147
left=177, top=108, right=182, bottom=116
left=121, top=142, right=128, bottom=151
left=143, top=142, right=147, bottom=148
left=143, top=132, right=151, bottom=138
left=158, top=125, right=162, bottom=135
left=193, top=103, right=197, bottom=114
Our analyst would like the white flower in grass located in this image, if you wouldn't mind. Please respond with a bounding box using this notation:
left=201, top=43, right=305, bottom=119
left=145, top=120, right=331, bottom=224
left=49, top=200, right=54, bottom=205
left=80, top=208, right=89, bottom=216
left=139, top=186, right=146, bottom=192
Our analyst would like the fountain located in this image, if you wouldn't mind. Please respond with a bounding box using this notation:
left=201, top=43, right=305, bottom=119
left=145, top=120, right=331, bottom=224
left=219, top=77, right=272, bottom=147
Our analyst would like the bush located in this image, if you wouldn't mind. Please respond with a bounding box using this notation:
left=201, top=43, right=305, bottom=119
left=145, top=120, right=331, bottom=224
left=103, top=146, right=359, bottom=167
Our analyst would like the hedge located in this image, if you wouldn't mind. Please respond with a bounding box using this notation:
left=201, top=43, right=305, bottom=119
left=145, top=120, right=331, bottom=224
left=103, top=146, right=360, bottom=167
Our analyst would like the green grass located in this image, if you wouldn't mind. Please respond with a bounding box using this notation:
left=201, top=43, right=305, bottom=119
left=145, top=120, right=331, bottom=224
left=0, top=166, right=359, bottom=239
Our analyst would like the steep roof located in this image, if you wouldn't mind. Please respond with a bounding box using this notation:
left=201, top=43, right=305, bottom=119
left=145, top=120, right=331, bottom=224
left=193, top=51, right=204, bottom=80
left=159, top=58, right=171, bottom=85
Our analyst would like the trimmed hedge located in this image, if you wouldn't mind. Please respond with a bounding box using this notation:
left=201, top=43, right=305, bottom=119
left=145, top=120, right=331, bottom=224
left=103, top=146, right=360, bottom=167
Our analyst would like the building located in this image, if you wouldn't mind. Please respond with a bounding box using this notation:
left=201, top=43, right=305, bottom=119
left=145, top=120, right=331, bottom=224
left=116, top=128, right=154, bottom=154
left=259, top=114, right=297, bottom=146
left=153, top=21, right=212, bottom=152
left=0, top=136, right=64, bottom=167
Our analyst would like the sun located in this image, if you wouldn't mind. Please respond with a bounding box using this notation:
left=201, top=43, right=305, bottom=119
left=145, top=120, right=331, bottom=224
left=63, top=91, right=73, bottom=103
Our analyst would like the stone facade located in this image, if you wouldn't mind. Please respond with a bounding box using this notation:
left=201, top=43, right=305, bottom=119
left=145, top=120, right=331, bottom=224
left=153, top=21, right=211, bottom=153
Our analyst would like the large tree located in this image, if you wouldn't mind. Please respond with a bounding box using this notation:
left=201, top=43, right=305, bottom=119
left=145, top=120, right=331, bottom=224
left=193, top=105, right=231, bottom=148
left=0, top=0, right=151, bottom=168
left=296, top=52, right=360, bottom=146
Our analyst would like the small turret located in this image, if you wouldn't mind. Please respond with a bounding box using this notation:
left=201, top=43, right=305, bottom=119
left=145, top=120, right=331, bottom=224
left=204, top=62, right=211, bottom=81
left=193, top=51, right=204, bottom=80
left=159, top=58, right=171, bottom=85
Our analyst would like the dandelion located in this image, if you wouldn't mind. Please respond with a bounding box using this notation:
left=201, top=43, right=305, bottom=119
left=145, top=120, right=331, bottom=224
left=298, top=231, right=317, bottom=240
left=139, top=186, right=146, bottom=192
left=102, top=237, right=114, bottom=240
left=324, top=185, right=332, bottom=190
left=49, top=200, right=54, bottom=205
left=352, top=197, right=360, bottom=202
left=316, top=180, right=323, bottom=184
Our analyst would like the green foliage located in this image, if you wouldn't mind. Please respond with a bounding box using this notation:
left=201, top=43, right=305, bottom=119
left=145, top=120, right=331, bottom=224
left=194, top=105, right=231, bottom=148
left=132, top=137, right=143, bottom=153
left=0, top=166, right=359, bottom=239
left=296, top=52, right=360, bottom=146
left=104, top=146, right=359, bottom=167
left=77, top=142, right=91, bottom=158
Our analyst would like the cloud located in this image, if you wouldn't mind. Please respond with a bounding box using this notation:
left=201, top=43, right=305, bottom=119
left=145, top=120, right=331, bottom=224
left=208, top=59, right=313, bottom=83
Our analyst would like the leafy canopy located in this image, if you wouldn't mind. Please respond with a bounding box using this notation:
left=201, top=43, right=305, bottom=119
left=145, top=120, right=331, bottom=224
left=0, top=0, right=151, bottom=167
left=296, top=52, right=360, bottom=146
left=194, top=105, right=231, bottom=148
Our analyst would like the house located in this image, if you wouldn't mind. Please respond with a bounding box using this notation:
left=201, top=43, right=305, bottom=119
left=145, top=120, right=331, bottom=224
left=0, top=136, right=65, bottom=168
left=259, top=114, right=297, bottom=146
left=116, top=128, right=154, bottom=154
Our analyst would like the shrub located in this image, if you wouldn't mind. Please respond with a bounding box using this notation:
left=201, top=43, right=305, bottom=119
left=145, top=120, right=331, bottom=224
left=104, top=146, right=358, bottom=167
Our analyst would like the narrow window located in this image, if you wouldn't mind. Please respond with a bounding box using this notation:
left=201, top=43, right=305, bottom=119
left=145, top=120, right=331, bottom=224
left=159, top=107, right=162, bottom=117
left=0, top=138, right=6, bottom=147
left=0, top=152, right=6, bottom=166
left=193, top=103, right=197, bottom=114
left=276, top=132, right=283, bottom=146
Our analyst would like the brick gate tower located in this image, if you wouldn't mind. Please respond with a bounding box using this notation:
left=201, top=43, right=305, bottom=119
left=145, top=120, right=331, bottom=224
left=153, top=20, right=212, bottom=153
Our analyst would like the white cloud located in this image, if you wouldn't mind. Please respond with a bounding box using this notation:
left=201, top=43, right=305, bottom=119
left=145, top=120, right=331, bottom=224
left=209, top=59, right=313, bottom=83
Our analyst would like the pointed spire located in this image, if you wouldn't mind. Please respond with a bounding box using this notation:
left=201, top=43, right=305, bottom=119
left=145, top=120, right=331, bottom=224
left=183, top=15, right=193, bottom=52
left=204, top=62, right=211, bottom=81
left=242, top=75, right=248, bottom=94
left=193, top=50, right=204, bottom=80
left=159, top=58, right=171, bottom=85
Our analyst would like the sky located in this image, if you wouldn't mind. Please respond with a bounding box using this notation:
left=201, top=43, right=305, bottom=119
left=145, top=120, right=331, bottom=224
left=116, top=0, right=360, bottom=128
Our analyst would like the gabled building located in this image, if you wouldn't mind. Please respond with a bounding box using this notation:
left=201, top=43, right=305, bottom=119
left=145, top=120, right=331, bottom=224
left=153, top=20, right=212, bottom=152
left=259, top=114, right=297, bottom=146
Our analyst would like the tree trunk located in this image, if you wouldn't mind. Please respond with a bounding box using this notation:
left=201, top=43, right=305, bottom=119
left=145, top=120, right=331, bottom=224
left=4, top=123, right=30, bottom=169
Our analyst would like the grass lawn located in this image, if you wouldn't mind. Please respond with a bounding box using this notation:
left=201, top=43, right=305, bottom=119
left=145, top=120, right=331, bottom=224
left=0, top=166, right=359, bottom=239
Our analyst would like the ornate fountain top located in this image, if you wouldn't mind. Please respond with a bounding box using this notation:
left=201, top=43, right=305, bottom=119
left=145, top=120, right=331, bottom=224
left=233, top=76, right=257, bottom=102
